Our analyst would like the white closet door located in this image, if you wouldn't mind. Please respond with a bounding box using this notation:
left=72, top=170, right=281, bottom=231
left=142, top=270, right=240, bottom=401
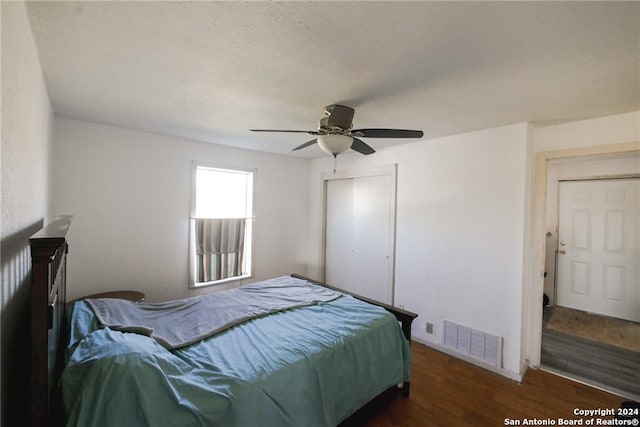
left=556, top=179, right=640, bottom=322
left=324, top=173, right=395, bottom=304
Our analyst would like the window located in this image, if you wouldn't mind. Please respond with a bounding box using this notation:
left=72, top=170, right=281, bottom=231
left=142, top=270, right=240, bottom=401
left=190, top=163, right=254, bottom=287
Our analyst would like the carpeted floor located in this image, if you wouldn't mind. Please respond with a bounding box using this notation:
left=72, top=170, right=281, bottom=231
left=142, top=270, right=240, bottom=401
left=547, top=306, right=640, bottom=352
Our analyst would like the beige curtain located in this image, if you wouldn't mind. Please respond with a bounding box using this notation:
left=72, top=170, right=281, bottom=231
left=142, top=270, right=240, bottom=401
left=195, top=218, right=246, bottom=282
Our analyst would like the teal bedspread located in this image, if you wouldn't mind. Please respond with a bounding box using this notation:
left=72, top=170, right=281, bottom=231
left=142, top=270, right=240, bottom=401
left=63, top=278, right=412, bottom=427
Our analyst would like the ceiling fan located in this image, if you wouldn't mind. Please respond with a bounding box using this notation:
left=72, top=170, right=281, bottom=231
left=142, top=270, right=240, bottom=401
left=251, top=105, right=424, bottom=157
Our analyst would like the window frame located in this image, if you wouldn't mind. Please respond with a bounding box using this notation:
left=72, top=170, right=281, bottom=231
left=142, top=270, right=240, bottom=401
left=189, top=161, right=256, bottom=288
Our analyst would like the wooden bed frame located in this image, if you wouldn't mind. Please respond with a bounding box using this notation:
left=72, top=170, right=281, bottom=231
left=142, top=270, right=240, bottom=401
left=29, top=216, right=72, bottom=427
left=29, top=217, right=417, bottom=426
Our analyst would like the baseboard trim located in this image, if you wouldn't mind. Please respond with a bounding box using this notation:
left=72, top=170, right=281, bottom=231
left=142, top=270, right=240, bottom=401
left=412, top=337, right=525, bottom=382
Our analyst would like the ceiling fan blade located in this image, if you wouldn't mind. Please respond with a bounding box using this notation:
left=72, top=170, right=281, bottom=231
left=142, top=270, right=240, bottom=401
left=251, top=129, right=319, bottom=135
left=352, top=128, right=424, bottom=138
left=350, top=138, right=376, bottom=155
left=292, top=139, right=318, bottom=151
left=327, top=105, right=355, bottom=130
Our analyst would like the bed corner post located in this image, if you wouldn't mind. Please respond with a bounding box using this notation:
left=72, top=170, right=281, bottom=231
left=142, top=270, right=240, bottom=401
left=30, top=216, right=72, bottom=427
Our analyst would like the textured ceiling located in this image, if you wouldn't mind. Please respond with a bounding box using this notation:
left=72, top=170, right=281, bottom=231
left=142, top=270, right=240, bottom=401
left=24, top=1, right=640, bottom=158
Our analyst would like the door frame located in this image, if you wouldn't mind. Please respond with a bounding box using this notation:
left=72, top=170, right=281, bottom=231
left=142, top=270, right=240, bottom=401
left=321, top=164, right=398, bottom=304
left=525, top=141, right=639, bottom=368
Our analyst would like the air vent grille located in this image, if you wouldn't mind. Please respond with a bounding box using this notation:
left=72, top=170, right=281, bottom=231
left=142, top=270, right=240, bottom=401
left=443, top=320, right=503, bottom=367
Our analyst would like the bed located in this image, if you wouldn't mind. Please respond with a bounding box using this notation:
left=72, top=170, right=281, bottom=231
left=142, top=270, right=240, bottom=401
left=29, top=217, right=418, bottom=426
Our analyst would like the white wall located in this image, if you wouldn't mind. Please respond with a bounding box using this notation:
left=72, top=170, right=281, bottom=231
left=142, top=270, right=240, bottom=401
left=306, top=123, right=529, bottom=379
left=51, top=118, right=309, bottom=302
left=532, top=111, right=640, bottom=152
left=0, top=2, right=53, bottom=424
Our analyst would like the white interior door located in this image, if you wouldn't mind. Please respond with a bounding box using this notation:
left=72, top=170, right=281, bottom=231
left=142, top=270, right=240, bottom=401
left=556, top=179, right=640, bottom=322
left=324, top=173, right=395, bottom=304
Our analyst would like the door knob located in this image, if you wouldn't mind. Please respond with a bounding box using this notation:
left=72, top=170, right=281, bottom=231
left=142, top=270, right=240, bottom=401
left=559, top=249, right=567, bottom=255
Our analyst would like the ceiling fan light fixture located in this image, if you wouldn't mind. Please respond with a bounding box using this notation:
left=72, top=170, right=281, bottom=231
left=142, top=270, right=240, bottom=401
left=317, top=134, right=353, bottom=157
left=251, top=104, right=423, bottom=157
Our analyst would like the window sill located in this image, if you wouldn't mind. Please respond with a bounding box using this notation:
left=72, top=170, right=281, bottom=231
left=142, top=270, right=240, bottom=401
left=191, top=274, right=253, bottom=289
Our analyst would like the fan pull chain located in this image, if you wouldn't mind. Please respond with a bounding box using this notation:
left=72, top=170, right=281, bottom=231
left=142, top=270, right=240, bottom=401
left=333, top=154, right=338, bottom=174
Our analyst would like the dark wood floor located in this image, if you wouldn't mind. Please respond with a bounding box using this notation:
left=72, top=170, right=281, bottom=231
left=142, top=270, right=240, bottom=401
left=363, top=342, right=628, bottom=427
left=541, top=307, right=640, bottom=400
